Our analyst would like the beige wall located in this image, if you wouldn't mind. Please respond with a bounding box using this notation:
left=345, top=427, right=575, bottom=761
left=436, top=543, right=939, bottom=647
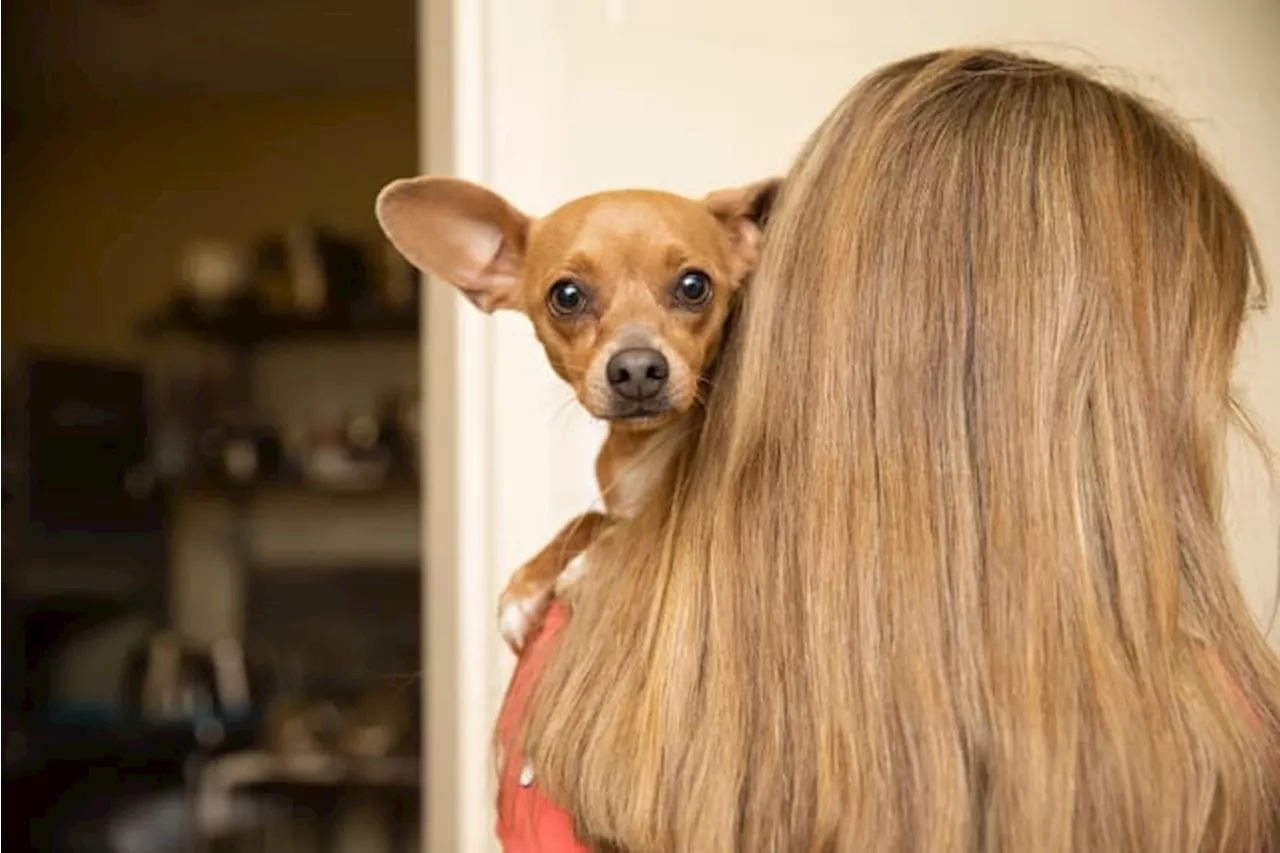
left=424, top=1, right=1280, bottom=850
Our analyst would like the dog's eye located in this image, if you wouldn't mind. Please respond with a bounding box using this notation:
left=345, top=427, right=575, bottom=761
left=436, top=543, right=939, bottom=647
left=674, top=270, right=712, bottom=309
left=547, top=279, right=588, bottom=317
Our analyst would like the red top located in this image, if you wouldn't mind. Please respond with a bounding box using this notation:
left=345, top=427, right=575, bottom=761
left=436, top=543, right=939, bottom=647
left=495, top=601, right=588, bottom=853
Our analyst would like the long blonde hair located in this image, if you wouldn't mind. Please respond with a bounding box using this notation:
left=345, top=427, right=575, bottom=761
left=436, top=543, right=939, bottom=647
left=518, top=48, right=1280, bottom=852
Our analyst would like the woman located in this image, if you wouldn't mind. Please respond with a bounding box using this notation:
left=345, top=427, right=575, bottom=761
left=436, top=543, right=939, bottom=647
left=498, top=48, right=1280, bottom=852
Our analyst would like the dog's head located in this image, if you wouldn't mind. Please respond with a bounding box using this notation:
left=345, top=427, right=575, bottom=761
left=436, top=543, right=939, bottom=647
left=376, top=176, right=778, bottom=429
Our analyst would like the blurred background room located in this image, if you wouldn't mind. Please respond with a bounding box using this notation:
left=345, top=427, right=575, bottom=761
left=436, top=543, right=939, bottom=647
left=3, top=1, right=422, bottom=850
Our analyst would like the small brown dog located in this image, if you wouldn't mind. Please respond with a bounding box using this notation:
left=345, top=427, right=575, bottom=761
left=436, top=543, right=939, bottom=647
left=375, top=176, right=778, bottom=650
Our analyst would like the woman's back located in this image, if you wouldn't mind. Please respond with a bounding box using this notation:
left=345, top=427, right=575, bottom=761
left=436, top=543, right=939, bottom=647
left=517, top=49, right=1280, bottom=853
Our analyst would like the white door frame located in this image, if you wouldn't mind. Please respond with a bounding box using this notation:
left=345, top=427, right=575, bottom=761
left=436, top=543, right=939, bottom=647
left=418, top=0, right=503, bottom=850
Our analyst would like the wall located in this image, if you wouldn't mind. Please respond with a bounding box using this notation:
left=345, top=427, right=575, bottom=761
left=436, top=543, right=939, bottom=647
left=423, top=1, right=1280, bottom=849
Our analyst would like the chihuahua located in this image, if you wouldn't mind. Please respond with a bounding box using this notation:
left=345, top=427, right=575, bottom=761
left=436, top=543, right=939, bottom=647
left=375, top=176, right=778, bottom=650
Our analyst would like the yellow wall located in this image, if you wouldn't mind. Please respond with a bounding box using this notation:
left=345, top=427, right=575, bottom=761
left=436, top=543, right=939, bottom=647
left=3, top=91, right=417, bottom=357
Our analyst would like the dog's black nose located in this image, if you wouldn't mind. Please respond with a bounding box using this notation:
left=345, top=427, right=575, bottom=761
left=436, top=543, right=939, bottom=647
left=606, top=348, right=669, bottom=401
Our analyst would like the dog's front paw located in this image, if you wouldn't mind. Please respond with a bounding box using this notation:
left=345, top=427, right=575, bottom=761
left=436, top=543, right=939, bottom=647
left=498, top=582, right=553, bottom=653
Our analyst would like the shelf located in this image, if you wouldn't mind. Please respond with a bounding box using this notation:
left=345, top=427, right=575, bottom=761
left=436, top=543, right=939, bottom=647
left=170, top=471, right=419, bottom=500
left=138, top=305, right=419, bottom=347
left=7, top=713, right=258, bottom=781
left=199, top=750, right=419, bottom=792
left=245, top=559, right=421, bottom=575
left=9, top=550, right=166, bottom=612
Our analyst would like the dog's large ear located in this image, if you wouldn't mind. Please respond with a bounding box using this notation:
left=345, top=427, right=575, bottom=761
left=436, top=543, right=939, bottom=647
left=375, top=176, right=531, bottom=313
left=703, top=177, right=782, bottom=277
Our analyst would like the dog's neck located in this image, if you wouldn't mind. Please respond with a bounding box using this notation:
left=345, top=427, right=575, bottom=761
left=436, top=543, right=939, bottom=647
left=596, top=420, right=689, bottom=520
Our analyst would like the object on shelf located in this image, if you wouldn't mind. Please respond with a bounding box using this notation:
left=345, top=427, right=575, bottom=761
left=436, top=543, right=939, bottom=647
left=300, top=449, right=389, bottom=491
left=252, top=224, right=377, bottom=317
left=261, top=684, right=414, bottom=763
left=152, top=362, right=234, bottom=483
left=211, top=638, right=253, bottom=717
left=153, top=372, right=420, bottom=493
left=179, top=239, right=252, bottom=309
left=377, top=237, right=418, bottom=311
left=337, top=683, right=414, bottom=760
left=345, top=412, right=382, bottom=458
left=285, top=397, right=421, bottom=492
left=139, top=301, right=419, bottom=347
left=182, top=418, right=284, bottom=487
left=121, top=631, right=261, bottom=734
left=217, top=421, right=285, bottom=485
left=263, top=695, right=341, bottom=760
left=154, top=399, right=420, bottom=496
left=148, top=223, right=416, bottom=346
left=126, top=631, right=219, bottom=723
left=377, top=389, right=420, bottom=471
left=296, top=416, right=389, bottom=491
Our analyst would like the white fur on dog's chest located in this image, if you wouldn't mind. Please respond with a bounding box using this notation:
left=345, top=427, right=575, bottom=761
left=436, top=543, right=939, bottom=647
left=605, top=427, right=684, bottom=520
left=557, top=427, right=684, bottom=597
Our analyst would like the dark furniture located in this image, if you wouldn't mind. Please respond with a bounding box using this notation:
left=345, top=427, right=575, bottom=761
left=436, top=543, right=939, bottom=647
left=2, top=351, right=167, bottom=618
left=2, top=350, right=168, bottom=720
left=2, top=350, right=180, bottom=852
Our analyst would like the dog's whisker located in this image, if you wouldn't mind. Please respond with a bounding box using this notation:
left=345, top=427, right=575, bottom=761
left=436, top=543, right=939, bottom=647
left=545, top=394, right=581, bottom=431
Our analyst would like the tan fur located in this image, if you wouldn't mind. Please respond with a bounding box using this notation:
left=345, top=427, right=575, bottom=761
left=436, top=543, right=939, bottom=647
left=518, top=49, right=1280, bottom=853
left=375, top=176, right=778, bottom=649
